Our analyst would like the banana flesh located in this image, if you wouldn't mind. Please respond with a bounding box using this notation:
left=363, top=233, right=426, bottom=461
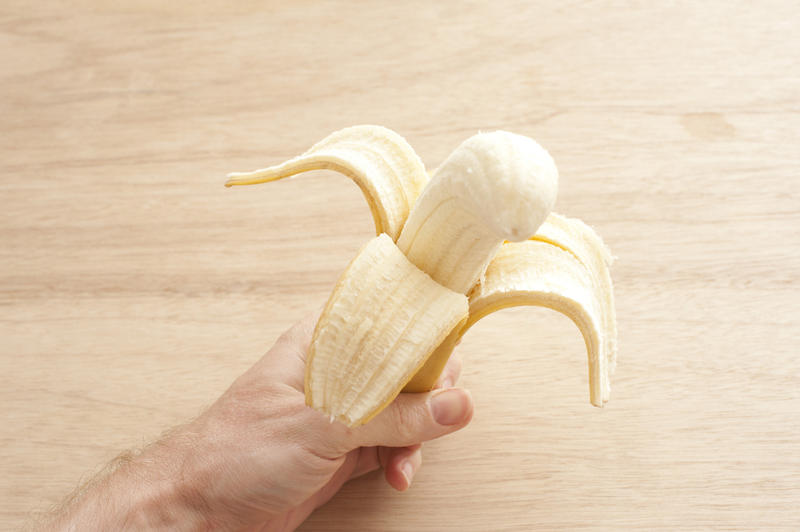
left=225, top=125, right=428, bottom=240
left=397, top=131, right=558, bottom=294
left=307, top=234, right=468, bottom=426
left=226, top=125, right=618, bottom=426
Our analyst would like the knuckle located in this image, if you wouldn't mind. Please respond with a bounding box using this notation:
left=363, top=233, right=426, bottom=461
left=390, top=401, right=421, bottom=442
left=276, top=328, right=295, bottom=347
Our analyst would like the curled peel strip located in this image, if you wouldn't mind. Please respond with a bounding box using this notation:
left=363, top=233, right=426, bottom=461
left=404, top=215, right=616, bottom=407
left=225, top=125, right=428, bottom=241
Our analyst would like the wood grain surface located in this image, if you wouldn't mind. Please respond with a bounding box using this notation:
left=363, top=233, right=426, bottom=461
left=2, top=1, right=799, bottom=530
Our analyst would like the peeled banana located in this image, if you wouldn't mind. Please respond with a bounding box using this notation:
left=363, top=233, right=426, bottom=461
left=396, top=130, right=557, bottom=294
left=226, top=125, right=617, bottom=426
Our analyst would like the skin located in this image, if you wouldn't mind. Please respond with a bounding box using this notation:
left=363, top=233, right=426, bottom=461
left=39, top=311, right=473, bottom=531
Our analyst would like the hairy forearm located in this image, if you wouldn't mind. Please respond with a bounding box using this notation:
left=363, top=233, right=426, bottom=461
left=40, top=433, right=212, bottom=531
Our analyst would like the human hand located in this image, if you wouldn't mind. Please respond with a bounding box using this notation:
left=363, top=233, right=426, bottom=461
left=43, top=311, right=473, bottom=531
left=183, top=310, right=473, bottom=530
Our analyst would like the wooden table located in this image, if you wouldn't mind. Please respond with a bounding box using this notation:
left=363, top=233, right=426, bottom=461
left=2, top=1, right=798, bottom=530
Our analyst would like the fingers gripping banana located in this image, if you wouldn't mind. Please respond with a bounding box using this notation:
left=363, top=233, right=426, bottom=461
left=226, top=126, right=618, bottom=426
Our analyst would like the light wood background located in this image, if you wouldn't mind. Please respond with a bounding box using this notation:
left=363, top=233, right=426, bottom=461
left=2, top=1, right=798, bottom=530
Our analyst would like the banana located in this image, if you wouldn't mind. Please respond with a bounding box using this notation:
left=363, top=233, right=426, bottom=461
left=226, top=126, right=617, bottom=426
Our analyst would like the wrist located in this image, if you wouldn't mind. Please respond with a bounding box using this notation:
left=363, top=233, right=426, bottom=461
left=119, top=433, right=214, bottom=531
left=48, top=434, right=214, bottom=531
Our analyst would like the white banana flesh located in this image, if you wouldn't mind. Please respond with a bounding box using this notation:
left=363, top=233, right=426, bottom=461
left=225, top=125, right=428, bottom=240
left=307, top=234, right=468, bottom=426
left=226, top=125, right=618, bottom=426
left=396, top=131, right=558, bottom=294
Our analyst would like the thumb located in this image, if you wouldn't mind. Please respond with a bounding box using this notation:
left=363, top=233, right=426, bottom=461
left=351, top=388, right=474, bottom=448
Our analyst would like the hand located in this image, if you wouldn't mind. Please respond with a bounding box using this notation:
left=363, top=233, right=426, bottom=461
left=184, top=310, right=473, bottom=530
left=43, top=311, right=473, bottom=531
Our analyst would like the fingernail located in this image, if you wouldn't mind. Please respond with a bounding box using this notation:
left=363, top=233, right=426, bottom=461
left=441, top=377, right=454, bottom=389
left=430, top=388, right=471, bottom=426
left=401, top=460, right=414, bottom=488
